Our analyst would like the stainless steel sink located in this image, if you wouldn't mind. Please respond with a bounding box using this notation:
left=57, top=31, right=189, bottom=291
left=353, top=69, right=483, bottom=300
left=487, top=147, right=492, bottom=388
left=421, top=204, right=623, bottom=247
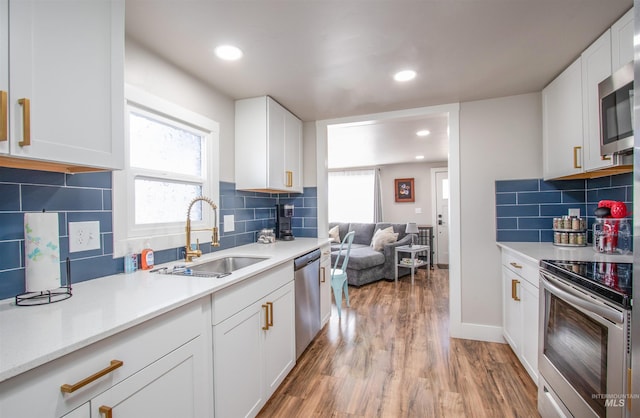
left=152, top=256, right=268, bottom=278
left=191, top=256, right=267, bottom=274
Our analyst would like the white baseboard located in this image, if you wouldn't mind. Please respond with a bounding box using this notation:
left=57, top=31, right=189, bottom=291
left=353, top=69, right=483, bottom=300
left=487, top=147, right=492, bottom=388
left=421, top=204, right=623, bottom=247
left=450, top=322, right=505, bottom=343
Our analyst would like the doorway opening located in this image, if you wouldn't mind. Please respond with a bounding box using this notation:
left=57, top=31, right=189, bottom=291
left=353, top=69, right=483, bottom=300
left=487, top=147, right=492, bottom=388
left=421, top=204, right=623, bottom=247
left=315, top=102, right=460, bottom=333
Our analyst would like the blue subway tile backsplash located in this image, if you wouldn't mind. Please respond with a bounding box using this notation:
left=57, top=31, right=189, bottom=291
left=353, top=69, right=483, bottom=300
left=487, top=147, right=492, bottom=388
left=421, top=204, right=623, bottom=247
left=0, top=168, right=319, bottom=300
left=496, top=173, right=633, bottom=242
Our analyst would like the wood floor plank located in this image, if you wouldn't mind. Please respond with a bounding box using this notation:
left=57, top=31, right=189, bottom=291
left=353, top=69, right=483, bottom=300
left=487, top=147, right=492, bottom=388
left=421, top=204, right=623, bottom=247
left=258, top=268, right=539, bottom=417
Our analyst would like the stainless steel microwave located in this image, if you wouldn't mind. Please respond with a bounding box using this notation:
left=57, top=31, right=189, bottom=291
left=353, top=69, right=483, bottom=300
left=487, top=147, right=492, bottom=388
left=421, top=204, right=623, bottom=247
left=599, top=61, right=634, bottom=156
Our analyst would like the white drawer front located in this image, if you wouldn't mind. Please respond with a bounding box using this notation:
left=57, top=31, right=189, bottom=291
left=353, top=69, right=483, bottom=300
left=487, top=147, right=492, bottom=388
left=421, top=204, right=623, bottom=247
left=0, top=299, right=207, bottom=418
left=212, top=262, right=293, bottom=325
left=501, top=249, right=539, bottom=288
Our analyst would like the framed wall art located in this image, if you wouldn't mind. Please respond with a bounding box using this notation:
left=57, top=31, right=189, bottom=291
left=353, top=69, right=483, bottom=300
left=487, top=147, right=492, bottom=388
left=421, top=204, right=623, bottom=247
left=394, top=178, right=415, bottom=202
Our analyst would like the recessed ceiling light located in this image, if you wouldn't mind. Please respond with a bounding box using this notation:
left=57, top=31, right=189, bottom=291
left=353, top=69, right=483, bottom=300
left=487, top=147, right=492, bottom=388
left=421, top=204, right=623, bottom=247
left=416, top=130, right=430, bottom=137
left=393, top=70, right=416, bottom=82
left=214, top=45, right=243, bottom=61
left=415, top=155, right=425, bottom=160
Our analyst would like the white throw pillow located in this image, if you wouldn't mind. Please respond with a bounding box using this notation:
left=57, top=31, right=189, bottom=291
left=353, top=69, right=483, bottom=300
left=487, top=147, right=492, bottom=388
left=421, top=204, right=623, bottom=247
left=370, top=227, right=397, bottom=251
left=329, top=225, right=340, bottom=243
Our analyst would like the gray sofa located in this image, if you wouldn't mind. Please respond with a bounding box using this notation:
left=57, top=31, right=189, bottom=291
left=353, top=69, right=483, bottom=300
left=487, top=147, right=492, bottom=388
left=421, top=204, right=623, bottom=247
left=329, top=222, right=414, bottom=287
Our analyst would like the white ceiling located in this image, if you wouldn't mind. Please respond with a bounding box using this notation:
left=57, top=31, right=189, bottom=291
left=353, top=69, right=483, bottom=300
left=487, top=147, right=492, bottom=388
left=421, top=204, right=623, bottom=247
left=125, top=0, right=633, bottom=167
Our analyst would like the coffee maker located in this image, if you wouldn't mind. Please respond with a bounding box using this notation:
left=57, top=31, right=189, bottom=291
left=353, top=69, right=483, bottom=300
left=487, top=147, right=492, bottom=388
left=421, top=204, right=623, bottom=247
left=275, top=204, right=295, bottom=241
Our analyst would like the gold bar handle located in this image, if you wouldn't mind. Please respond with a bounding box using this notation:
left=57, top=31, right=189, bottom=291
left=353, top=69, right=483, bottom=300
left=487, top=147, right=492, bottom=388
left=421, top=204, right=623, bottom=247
left=509, top=262, right=522, bottom=269
left=18, top=98, right=30, bottom=146
left=267, top=301, right=274, bottom=327
left=60, top=360, right=124, bottom=393
left=573, top=146, right=582, bottom=169
left=262, top=304, right=269, bottom=330
left=99, top=405, right=113, bottom=418
left=511, top=279, right=520, bottom=301
left=320, top=266, right=326, bottom=283
left=602, top=155, right=611, bottom=161
left=285, top=171, right=293, bottom=187
left=0, top=91, right=7, bottom=142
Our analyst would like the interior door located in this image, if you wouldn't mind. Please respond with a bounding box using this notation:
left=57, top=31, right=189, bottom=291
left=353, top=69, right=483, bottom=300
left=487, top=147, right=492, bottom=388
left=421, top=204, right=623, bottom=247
left=435, top=170, right=449, bottom=266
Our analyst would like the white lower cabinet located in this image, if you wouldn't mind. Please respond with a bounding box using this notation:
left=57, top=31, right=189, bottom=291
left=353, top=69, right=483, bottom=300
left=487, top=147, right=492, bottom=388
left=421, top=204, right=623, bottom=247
left=212, top=263, right=296, bottom=418
left=501, top=249, right=539, bottom=384
left=0, top=299, right=212, bottom=418
left=320, top=242, right=332, bottom=325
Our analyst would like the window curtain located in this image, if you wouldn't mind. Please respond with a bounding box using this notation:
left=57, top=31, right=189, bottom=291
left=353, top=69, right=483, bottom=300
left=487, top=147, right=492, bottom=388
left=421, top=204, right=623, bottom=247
left=373, top=168, right=383, bottom=222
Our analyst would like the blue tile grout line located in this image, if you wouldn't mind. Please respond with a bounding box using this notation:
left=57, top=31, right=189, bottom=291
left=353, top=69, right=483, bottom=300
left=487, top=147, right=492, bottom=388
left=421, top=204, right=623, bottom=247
left=496, top=174, right=633, bottom=243
left=0, top=169, right=318, bottom=300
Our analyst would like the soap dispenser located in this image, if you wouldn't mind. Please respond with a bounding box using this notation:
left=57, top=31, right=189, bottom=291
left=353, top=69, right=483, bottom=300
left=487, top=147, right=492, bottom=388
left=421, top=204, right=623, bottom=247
left=141, top=241, right=154, bottom=270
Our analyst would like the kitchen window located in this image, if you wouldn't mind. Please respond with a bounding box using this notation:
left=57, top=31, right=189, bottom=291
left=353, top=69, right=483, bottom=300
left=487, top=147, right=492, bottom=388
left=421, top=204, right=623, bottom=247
left=113, top=85, right=219, bottom=256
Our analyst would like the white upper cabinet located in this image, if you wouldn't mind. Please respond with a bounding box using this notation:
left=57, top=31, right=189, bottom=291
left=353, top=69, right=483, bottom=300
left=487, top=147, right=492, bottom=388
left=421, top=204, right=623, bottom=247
left=582, top=30, right=612, bottom=172
left=235, top=96, right=303, bottom=193
left=542, top=57, right=583, bottom=180
left=1, top=0, right=124, bottom=171
left=542, top=7, right=633, bottom=180
left=611, top=8, right=634, bottom=71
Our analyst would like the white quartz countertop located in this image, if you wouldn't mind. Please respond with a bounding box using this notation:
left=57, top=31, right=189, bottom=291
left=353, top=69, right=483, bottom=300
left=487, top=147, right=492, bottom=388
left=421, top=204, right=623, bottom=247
left=0, top=238, right=329, bottom=382
left=496, top=241, right=633, bottom=265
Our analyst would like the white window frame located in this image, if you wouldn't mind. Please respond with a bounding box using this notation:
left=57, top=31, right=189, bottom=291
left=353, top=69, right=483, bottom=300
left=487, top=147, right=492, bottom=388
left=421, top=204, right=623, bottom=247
left=113, top=85, right=220, bottom=257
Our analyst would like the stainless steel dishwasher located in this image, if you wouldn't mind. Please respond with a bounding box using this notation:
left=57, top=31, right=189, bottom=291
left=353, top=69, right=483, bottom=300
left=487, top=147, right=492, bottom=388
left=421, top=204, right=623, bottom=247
left=293, top=249, right=321, bottom=359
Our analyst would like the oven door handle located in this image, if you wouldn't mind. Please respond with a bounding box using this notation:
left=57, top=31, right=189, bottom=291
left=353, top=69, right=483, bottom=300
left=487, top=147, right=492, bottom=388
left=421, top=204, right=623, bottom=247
left=540, top=273, right=624, bottom=325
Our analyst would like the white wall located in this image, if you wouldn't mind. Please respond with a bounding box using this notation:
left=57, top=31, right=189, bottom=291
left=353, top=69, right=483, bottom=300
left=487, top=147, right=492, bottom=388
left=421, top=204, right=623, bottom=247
left=303, top=121, right=317, bottom=187
left=379, top=162, right=447, bottom=225
left=125, top=38, right=236, bottom=182
left=458, top=92, right=542, bottom=330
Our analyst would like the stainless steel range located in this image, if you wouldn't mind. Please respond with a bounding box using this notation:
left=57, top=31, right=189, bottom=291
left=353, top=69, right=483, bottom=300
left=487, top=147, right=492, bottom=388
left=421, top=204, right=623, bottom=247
left=538, top=260, right=632, bottom=418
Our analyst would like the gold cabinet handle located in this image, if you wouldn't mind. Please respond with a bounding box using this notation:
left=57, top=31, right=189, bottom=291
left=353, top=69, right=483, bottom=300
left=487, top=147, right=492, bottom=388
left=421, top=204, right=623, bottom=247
left=509, top=262, right=522, bottom=269
left=0, top=91, right=7, bottom=142
left=285, top=171, right=293, bottom=187
left=267, top=301, right=274, bottom=327
left=60, top=360, right=124, bottom=393
left=511, top=279, right=521, bottom=301
left=99, top=405, right=113, bottom=418
left=18, top=98, right=30, bottom=146
left=573, top=146, right=582, bottom=169
left=262, top=304, right=270, bottom=330
left=602, top=155, right=611, bottom=161
left=320, top=266, right=326, bottom=283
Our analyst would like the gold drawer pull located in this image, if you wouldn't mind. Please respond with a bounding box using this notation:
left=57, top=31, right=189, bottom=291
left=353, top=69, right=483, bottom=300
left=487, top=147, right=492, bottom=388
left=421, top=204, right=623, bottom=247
left=267, top=301, right=274, bottom=327
left=573, top=146, right=582, bottom=169
left=511, top=279, right=521, bottom=301
left=60, top=360, right=123, bottom=393
left=262, top=304, right=270, bottom=330
left=0, top=91, right=7, bottom=142
left=509, top=262, right=522, bottom=269
left=285, top=170, right=293, bottom=187
left=18, top=98, right=30, bottom=147
left=320, top=266, right=326, bottom=283
left=99, top=405, right=113, bottom=418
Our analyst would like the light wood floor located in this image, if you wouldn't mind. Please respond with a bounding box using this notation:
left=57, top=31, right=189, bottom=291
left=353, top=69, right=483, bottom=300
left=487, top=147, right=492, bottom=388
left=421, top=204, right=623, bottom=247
left=258, top=267, right=539, bottom=418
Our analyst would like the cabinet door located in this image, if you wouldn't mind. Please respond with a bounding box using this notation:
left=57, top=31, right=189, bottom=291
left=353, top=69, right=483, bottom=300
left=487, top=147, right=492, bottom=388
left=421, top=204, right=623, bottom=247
left=520, top=278, right=539, bottom=383
left=90, top=337, right=210, bottom=418
left=320, top=245, right=332, bottom=325
left=502, top=266, right=522, bottom=354
left=263, top=282, right=296, bottom=397
left=542, top=57, right=583, bottom=179
left=267, top=97, right=287, bottom=190
left=213, top=302, right=264, bottom=418
left=582, top=30, right=613, bottom=172
left=284, top=109, right=303, bottom=192
left=0, top=0, right=7, bottom=155
left=62, top=404, right=90, bottom=418
left=611, top=8, right=634, bottom=71
left=8, top=0, right=124, bottom=169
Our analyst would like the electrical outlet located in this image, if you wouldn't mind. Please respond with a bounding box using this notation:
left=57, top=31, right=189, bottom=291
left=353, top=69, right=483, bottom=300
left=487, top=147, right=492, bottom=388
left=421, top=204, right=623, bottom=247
left=415, top=208, right=422, bottom=214
left=224, top=215, right=235, bottom=232
left=69, top=221, right=101, bottom=252
left=568, top=208, right=581, bottom=217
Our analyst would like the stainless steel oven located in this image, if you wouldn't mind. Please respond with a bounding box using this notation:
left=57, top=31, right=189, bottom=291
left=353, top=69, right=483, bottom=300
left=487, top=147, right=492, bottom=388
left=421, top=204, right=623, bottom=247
left=538, top=261, right=632, bottom=418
